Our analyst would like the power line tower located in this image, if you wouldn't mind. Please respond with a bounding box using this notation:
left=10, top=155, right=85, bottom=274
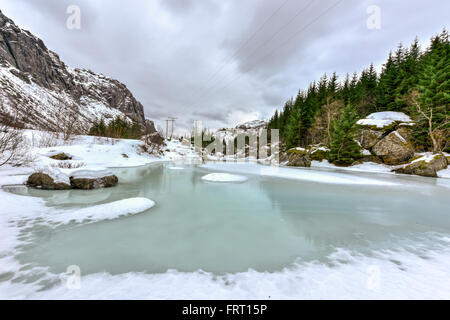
left=165, top=117, right=177, bottom=139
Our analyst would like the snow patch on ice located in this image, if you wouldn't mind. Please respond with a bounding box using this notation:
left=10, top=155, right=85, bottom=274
left=201, top=173, right=248, bottom=183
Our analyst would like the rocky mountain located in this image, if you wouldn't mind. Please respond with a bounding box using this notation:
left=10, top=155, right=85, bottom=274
left=0, top=10, right=155, bottom=133
left=216, top=120, right=267, bottom=141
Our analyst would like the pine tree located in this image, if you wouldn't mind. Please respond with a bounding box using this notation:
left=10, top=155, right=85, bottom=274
left=340, top=73, right=351, bottom=104
left=329, top=104, right=362, bottom=165
left=411, top=29, right=450, bottom=152
left=376, top=51, right=399, bottom=111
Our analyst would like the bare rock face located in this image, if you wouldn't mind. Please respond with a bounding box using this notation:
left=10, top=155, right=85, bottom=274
left=0, top=10, right=151, bottom=131
left=372, top=130, right=415, bottom=165
left=144, top=119, right=157, bottom=134
left=27, top=172, right=72, bottom=190
left=394, top=154, right=448, bottom=177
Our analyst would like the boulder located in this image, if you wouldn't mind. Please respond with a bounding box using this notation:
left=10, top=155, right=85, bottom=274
left=394, top=154, right=448, bottom=177
left=70, top=170, right=118, bottom=190
left=359, top=129, right=384, bottom=150
left=27, top=172, right=71, bottom=190
left=286, top=148, right=311, bottom=167
left=372, top=130, right=414, bottom=165
left=144, top=132, right=165, bottom=146
left=309, top=148, right=330, bottom=162
left=50, top=153, right=72, bottom=160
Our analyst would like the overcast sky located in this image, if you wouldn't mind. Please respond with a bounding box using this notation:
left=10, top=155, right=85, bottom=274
left=0, top=0, right=448, bottom=134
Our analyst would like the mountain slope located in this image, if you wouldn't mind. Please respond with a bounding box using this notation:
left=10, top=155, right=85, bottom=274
left=0, top=10, right=154, bottom=132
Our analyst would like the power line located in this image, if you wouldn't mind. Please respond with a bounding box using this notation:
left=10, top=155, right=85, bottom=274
left=194, top=0, right=345, bottom=103
left=184, top=0, right=290, bottom=107
left=186, top=0, right=317, bottom=111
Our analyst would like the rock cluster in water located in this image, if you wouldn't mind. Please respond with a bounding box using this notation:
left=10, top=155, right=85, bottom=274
left=27, top=169, right=119, bottom=190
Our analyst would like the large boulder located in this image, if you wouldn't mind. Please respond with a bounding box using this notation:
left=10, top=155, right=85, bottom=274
left=372, top=130, right=414, bottom=165
left=394, top=154, right=448, bottom=177
left=70, top=170, right=118, bottom=190
left=27, top=168, right=71, bottom=190
left=359, top=129, right=384, bottom=150
left=286, top=148, right=311, bottom=167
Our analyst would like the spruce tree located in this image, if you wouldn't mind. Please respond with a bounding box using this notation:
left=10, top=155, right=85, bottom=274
left=411, top=29, right=450, bottom=152
left=329, top=104, right=362, bottom=165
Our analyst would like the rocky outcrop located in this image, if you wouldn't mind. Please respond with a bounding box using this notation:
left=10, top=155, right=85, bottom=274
left=394, top=154, right=448, bottom=178
left=357, top=112, right=415, bottom=165
left=371, top=130, right=414, bottom=165
left=0, top=10, right=151, bottom=131
left=235, top=120, right=267, bottom=131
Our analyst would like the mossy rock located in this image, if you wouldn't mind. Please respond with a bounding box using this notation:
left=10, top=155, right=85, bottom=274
left=310, top=149, right=329, bottom=162
left=70, top=175, right=119, bottom=190
left=394, top=154, right=448, bottom=177
left=27, top=172, right=71, bottom=190
left=50, top=153, right=72, bottom=161
left=286, top=148, right=308, bottom=156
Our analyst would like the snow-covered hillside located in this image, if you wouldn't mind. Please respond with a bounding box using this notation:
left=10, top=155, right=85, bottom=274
left=0, top=10, right=154, bottom=133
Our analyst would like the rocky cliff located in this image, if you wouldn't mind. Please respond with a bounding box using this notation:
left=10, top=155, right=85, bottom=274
left=0, top=10, right=154, bottom=132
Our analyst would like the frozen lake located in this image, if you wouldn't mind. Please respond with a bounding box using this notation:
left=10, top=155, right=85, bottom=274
left=2, top=162, right=450, bottom=299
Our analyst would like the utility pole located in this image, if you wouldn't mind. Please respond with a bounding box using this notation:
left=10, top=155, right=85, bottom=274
left=165, top=119, right=169, bottom=139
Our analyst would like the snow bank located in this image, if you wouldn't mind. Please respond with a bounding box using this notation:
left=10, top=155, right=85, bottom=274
left=168, top=167, right=185, bottom=171
left=38, top=166, right=71, bottom=185
left=70, top=169, right=114, bottom=180
left=201, top=173, right=248, bottom=183
left=31, top=134, right=163, bottom=170
left=48, top=198, right=155, bottom=225
left=357, top=112, right=413, bottom=128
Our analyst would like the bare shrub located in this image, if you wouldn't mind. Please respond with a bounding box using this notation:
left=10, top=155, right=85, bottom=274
left=50, top=161, right=85, bottom=169
left=31, top=131, right=60, bottom=148
left=0, top=125, right=33, bottom=167
left=55, top=102, right=81, bottom=143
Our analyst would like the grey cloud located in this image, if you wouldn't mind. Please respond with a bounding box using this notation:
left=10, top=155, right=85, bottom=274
left=0, top=0, right=448, bottom=134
